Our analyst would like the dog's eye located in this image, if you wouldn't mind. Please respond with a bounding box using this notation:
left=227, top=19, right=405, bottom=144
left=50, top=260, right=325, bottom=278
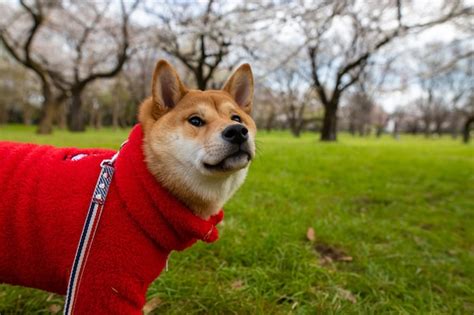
left=188, top=116, right=205, bottom=127
left=231, top=115, right=242, bottom=123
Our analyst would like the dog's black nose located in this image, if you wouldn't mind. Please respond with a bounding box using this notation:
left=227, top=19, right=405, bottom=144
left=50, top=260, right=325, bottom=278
left=222, top=124, right=249, bottom=145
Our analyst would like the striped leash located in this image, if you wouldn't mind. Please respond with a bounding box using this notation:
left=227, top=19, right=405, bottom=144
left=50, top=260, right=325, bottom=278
left=64, top=142, right=126, bottom=315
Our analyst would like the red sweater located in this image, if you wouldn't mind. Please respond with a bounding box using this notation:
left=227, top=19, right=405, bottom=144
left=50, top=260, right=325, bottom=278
left=0, top=125, right=223, bottom=313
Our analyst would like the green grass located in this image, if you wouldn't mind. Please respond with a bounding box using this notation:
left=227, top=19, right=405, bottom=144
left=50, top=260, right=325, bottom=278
left=1, top=124, right=473, bottom=314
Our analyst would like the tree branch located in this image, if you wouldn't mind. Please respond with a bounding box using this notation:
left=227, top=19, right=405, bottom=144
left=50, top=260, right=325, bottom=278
left=74, top=1, right=111, bottom=82
left=308, top=45, right=329, bottom=106
left=334, top=28, right=404, bottom=91
left=19, top=0, right=43, bottom=64
left=77, top=0, right=139, bottom=89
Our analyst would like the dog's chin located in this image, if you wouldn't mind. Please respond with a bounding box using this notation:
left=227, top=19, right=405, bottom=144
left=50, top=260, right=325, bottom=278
left=202, top=151, right=251, bottom=175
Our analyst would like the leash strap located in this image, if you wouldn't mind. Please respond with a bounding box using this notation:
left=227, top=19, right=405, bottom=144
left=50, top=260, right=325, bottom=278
left=63, top=149, right=122, bottom=314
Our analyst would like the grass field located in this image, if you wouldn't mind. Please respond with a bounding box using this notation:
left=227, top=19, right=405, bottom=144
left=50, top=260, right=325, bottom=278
left=0, top=124, right=473, bottom=314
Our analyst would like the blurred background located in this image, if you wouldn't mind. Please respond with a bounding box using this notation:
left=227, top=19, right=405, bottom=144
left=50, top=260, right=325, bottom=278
left=0, top=0, right=472, bottom=142
left=1, top=1, right=474, bottom=314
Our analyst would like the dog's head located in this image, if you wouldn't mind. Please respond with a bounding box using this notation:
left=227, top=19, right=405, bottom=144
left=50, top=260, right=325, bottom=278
left=139, top=60, right=256, bottom=218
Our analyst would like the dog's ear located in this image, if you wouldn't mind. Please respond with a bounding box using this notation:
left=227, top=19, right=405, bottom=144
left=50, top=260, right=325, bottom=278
left=222, top=63, right=253, bottom=114
left=151, top=60, right=188, bottom=118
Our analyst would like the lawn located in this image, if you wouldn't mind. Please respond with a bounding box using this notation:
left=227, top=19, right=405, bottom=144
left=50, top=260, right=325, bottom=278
left=0, top=125, right=473, bottom=314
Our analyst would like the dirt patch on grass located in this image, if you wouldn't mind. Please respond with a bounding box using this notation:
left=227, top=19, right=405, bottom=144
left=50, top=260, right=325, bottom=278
left=352, top=196, right=393, bottom=212
left=420, top=223, right=434, bottom=230
left=314, top=242, right=353, bottom=265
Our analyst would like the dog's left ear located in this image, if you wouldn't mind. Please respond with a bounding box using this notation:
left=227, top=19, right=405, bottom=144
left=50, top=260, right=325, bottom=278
left=222, top=63, right=254, bottom=114
left=151, top=60, right=188, bottom=118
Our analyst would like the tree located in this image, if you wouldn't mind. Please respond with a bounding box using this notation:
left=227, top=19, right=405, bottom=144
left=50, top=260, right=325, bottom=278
left=414, top=39, right=473, bottom=138
left=416, top=94, right=434, bottom=137
left=463, top=116, right=474, bottom=143
left=373, top=105, right=389, bottom=137
left=341, top=51, right=393, bottom=137
left=462, top=95, right=474, bottom=143
left=0, top=53, right=40, bottom=125
left=295, top=0, right=469, bottom=141
left=391, top=106, right=406, bottom=139
left=253, top=85, right=280, bottom=132
left=146, top=0, right=270, bottom=90
left=0, top=0, right=65, bottom=133
left=274, top=67, right=320, bottom=137
left=347, top=92, right=375, bottom=136
left=42, top=1, right=139, bottom=131
left=1, top=0, right=139, bottom=132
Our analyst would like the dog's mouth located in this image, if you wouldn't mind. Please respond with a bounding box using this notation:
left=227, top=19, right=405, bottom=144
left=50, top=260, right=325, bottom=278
left=203, top=149, right=251, bottom=172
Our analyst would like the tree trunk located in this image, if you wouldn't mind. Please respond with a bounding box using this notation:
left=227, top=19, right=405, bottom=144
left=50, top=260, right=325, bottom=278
left=423, top=121, right=431, bottom=138
left=349, top=121, right=356, bottom=136
left=320, top=104, right=338, bottom=141
left=68, top=89, right=86, bottom=132
left=0, top=104, right=8, bottom=124
left=450, top=119, right=458, bottom=139
left=393, top=122, right=400, bottom=140
left=89, top=105, right=97, bottom=128
left=56, top=102, right=67, bottom=130
left=435, top=121, right=443, bottom=137
left=293, top=120, right=307, bottom=138
left=265, top=112, right=276, bottom=132
left=194, top=63, right=207, bottom=90
left=463, top=116, right=474, bottom=144
left=95, top=108, right=103, bottom=129
left=291, top=127, right=301, bottom=137
left=22, top=103, right=33, bottom=125
left=376, top=127, right=383, bottom=138
left=365, top=125, right=372, bottom=137
left=37, top=99, right=56, bottom=134
left=112, top=101, right=120, bottom=130
left=196, top=76, right=206, bottom=90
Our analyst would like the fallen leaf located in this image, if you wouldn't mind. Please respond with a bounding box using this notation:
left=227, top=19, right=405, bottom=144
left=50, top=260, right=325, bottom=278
left=319, top=255, right=333, bottom=266
left=315, top=242, right=353, bottom=263
left=447, top=249, right=457, bottom=256
left=306, top=227, right=315, bottom=242
left=413, top=236, right=424, bottom=246
left=421, top=223, right=433, bottom=230
left=48, top=304, right=62, bottom=314
left=339, top=256, right=353, bottom=262
left=231, top=280, right=244, bottom=289
left=143, top=296, right=162, bottom=314
left=337, top=288, right=357, bottom=304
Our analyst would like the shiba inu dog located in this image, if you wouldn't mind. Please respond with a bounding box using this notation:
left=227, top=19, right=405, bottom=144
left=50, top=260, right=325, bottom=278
left=0, top=60, right=256, bottom=313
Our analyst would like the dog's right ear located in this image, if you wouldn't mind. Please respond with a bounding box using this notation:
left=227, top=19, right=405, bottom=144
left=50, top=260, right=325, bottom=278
left=222, top=63, right=253, bottom=114
left=151, top=60, right=188, bottom=119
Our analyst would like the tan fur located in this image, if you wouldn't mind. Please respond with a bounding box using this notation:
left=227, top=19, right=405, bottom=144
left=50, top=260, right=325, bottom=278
left=138, top=60, right=256, bottom=219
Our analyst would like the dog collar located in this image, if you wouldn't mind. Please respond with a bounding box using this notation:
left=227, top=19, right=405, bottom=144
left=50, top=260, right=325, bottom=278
left=64, top=141, right=127, bottom=315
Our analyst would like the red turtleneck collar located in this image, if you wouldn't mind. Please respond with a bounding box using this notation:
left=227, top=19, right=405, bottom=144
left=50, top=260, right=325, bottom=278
left=114, top=124, right=224, bottom=252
